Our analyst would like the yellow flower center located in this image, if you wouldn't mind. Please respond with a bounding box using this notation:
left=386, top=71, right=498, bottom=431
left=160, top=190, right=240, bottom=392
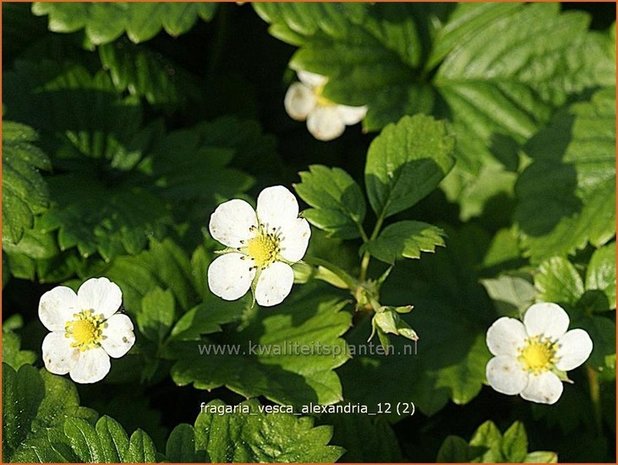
left=65, top=310, right=105, bottom=351
left=518, top=336, right=556, bottom=374
left=314, top=85, right=335, bottom=107
left=246, top=225, right=281, bottom=269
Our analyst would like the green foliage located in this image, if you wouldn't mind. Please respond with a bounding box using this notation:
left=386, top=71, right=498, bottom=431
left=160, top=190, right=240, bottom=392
left=32, top=3, right=217, bottom=44
left=534, top=250, right=616, bottom=374
left=98, top=39, right=201, bottom=107
left=437, top=421, right=557, bottom=463
left=295, top=165, right=366, bottom=240
left=2, top=315, right=37, bottom=370
left=194, top=400, right=343, bottom=462
left=365, top=115, right=455, bottom=220
left=364, top=221, right=446, bottom=264
left=2, top=121, right=51, bottom=245
left=515, top=88, right=616, bottom=262
left=170, top=282, right=351, bottom=406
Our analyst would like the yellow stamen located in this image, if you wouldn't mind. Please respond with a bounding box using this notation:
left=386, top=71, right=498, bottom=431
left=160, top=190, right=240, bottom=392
left=65, top=310, right=105, bottom=351
left=245, top=225, right=281, bottom=269
left=518, top=336, right=556, bottom=374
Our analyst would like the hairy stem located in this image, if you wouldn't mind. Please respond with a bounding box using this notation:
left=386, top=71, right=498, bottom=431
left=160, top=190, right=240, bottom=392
left=586, top=366, right=603, bottom=434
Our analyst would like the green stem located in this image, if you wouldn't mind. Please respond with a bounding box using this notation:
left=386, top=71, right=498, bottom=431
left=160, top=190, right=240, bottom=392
left=359, top=214, right=385, bottom=283
left=586, top=366, right=603, bottom=434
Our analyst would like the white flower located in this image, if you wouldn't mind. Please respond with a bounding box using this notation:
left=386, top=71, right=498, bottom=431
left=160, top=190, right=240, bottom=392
left=207, top=185, right=311, bottom=307
left=284, top=70, right=367, bottom=141
left=39, top=277, right=135, bottom=384
left=486, top=302, right=593, bottom=405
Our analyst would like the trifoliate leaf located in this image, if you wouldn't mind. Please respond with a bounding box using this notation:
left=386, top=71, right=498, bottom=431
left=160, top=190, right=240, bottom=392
left=294, top=165, right=366, bottom=239
left=104, top=239, right=198, bottom=315
left=365, top=115, right=455, bottom=220
left=364, top=220, right=446, bottom=264
left=38, top=172, right=171, bottom=261
left=99, top=38, right=201, bottom=107
left=194, top=399, right=344, bottom=462
left=515, top=88, right=616, bottom=262
left=32, top=3, right=217, bottom=44
left=148, top=119, right=256, bottom=207
left=340, top=225, right=493, bottom=416
left=2, top=121, right=50, bottom=245
left=437, top=421, right=556, bottom=463
left=170, top=282, right=351, bottom=406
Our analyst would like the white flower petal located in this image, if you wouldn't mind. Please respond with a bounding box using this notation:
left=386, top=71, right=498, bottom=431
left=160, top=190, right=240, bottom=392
left=42, top=331, right=79, bottom=375
left=486, top=356, right=529, bottom=395
left=101, top=314, right=135, bottom=358
left=209, top=199, right=257, bottom=248
left=337, top=105, right=367, bottom=125
left=297, top=70, right=328, bottom=88
left=555, top=328, right=593, bottom=371
left=208, top=253, right=255, bottom=301
left=486, top=317, right=527, bottom=357
left=307, top=106, right=346, bottom=141
left=255, top=262, right=294, bottom=307
left=279, top=218, right=311, bottom=263
left=284, top=82, right=316, bottom=121
left=69, top=347, right=111, bottom=384
left=39, top=286, right=79, bottom=331
left=77, top=277, right=122, bottom=320
left=520, top=371, right=563, bottom=404
left=523, top=302, right=570, bottom=340
left=256, top=185, right=300, bottom=230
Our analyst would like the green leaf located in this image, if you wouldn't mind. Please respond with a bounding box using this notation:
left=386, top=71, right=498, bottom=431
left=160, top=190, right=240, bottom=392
left=535, top=257, right=585, bottom=307
left=365, top=115, right=455, bottom=219
left=515, top=88, right=616, bottom=262
left=95, top=416, right=130, bottom=462
left=294, top=165, right=366, bottom=239
left=2, top=364, right=97, bottom=462
left=170, top=294, right=251, bottom=341
left=340, top=225, right=493, bottom=416
left=501, top=421, right=528, bottom=462
left=3, top=364, right=44, bottom=459
left=364, top=220, right=446, bottom=264
left=481, top=273, right=536, bottom=317
left=99, top=38, right=201, bottom=107
left=103, top=238, right=198, bottom=315
left=2, top=315, right=37, bottom=370
left=170, top=282, right=352, bottom=406
left=254, top=3, right=433, bottom=130
left=437, top=436, right=471, bottom=462
left=125, top=430, right=157, bottom=462
left=323, top=414, right=402, bottom=462
left=195, top=399, right=343, bottom=462
left=468, top=421, right=504, bottom=462
left=437, top=421, right=556, bottom=463
left=138, top=287, right=176, bottom=343
left=32, top=3, right=217, bottom=44
left=165, top=423, right=208, bottom=462
left=2, top=121, right=50, bottom=245
left=585, top=242, right=616, bottom=310
left=39, top=173, right=171, bottom=261
left=525, top=451, right=558, bottom=463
